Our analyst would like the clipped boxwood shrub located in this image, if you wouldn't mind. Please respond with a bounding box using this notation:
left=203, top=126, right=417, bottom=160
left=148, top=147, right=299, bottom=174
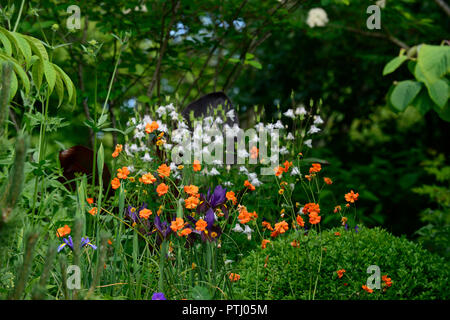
left=233, top=226, right=449, bottom=299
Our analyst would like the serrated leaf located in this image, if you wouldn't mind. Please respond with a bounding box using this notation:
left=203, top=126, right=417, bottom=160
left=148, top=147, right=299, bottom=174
left=0, top=53, right=30, bottom=94
left=0, top=32, right=12, bottom=56
left=24, top=35, right=49, bottom=61
left=54, top=72, right=64, bottom=107
left=31, top=58, right=44, bottom=91
left=43, top=60, right=56, bottom=94
left=390, top=80, right=422, bottom=111
left=383, top=55, right=407, bottom=76
left=10, top=31, right=32, bottom=67
left=52, top=64, right=74, bottom=104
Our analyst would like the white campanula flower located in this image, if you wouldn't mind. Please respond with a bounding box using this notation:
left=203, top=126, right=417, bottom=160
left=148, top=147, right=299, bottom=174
left=157, top=121, right=168, bottom=132
left=304, top=139, right=313, bottom=148
left=313, top=115, right=324, bottom=125
left=226, top=109, right=235, bottom=121
left=169, top=110, right=179, bottom=121
left=134, top=131, right=145, bottom=140
left=164, top=143, right=173, bottom=151
left=239, top=166, right=249, bottom=175
left=127, top=165, right=135, bottom=173
left=169, top=162, right=178, bottom=171
left=208, top=167, right=220, bottom=176
left=142, top=152, right=152, bottom=162
left=251, top=177, right=262, bottom=187
left=243, top=225, right=253, bottom=240
left=214, top=117, right=223, bottom=125
left=308, top=125, right=321, bottom=135
left=143, top=115, right=152, bottom=124
left=223, top=181, right=233, bottom=187
left=224, top=259, right=234, bottom=265
left=287, top=132, right=295, bottom=140
left=232, top=224, right=244, bottom=233
left=306, top=8, right=329, bottom=28
left=280, top=146, right=289, bottom=155
left=130, top=143, right=139, bottom=153
left=212, top=159, right=223, bottom=166
left=156, top=106, right=167, bottom=117
left=295, top=105, right=307, bottom=116
left=291, top=166, right=301, bottom=176
left=165, top=103, right=175, bottom=112
left=283, top=109, right=295, bottom=119
left=136, top=123, right=145, bottom=131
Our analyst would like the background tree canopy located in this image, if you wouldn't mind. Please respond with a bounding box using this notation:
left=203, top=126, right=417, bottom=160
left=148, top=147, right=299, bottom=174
left=1, top=0, right=449, bottom=239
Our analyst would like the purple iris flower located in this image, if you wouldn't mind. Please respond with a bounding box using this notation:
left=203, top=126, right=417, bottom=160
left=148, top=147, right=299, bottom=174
left=187, top=207, right=222, bottom=242
left=151, top=292, right=166, bottom=300
left=344, top=224, right=348, bottom=231
left=154, top=214, right=173, bottom=239
left=197, top=185, right=229, bottom=218
left=126, top=203, right=148, bottom=224
left=355, top=225, right=359, bottom=233
left=58, top=235, right=97, bottom=252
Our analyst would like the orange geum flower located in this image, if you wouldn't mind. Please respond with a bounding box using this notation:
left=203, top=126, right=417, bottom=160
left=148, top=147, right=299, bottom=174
left=262, top=221, right=274, bottom=231
left=112, top=144, right=123, bottom=158
left=86, top=198, right=94, bottom=204
left=157, top=164, right=171, bottom=178
left=296, top=215, right=305, bottom=227
left=324, top=177, right=333, bottom=185
left=88, top=207, right=97, bottom=216
left=180, top=228, right=192, bottom=237
left=196, top=219, right=208, bottom=232
left=309, top=163, right=321, bottom=174
left=185, top=196, right=200, bottom=209
left=145, top=121, right=159, bottom=134
left=345, top=190, right=359, bottom=203
left=156, top=183, right=169, bottom=196
left=305, top=174, right=312, bottom=181
left=334, top=232, right=341, bottom=236
left=282, top=160, right=293, bottom=172
left=229, top=273, right=240, bottom=282
left=226, top=191, right=237, bottom=204
left=56, top=225, right=71, bottom=238
left=140, top=173, right=156, bottom=184
left=334, top=205, right=342, bottom=213
left=337, top=269, right=346, bottom=279
left=302, top=203, right=320, bottom=214
left=117, top=166, right=130, bottom=179
left=170, top=218, right=185, bottom=232
left=341, top=217, right=348, bottom=225
left=309, top=211, right=321, bottom=225
left=238, top=208, right=252, bottom=224
left=111, top=178, right=121, bottom=190
left=274, top=166, right=284, bottom=177
left=291, top=240, right=300, bottom=248
left=362, top=285, right=373, bottom=293
left=261, top=239, right=270, bottom=249
left=193, top=159, right=201, bottom=172
left=244, top=180, right=255, bottom=191
left=139, top=208, right=152, bottom=219
left=274, top=221, right=288, bottom=234
left=184, top=185, right=199, bottom=196
left=278, top=189, right=284, bottom=195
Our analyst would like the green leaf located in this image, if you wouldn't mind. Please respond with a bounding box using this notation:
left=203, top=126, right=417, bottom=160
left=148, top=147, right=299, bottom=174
left=390, top=80, right=422, bottom=111
left=0, top=53, right=30, bottom=95
left=31, top=58, right=44, bottom=92
left=411, top=88, right=433, bottom=115
left=426, top=79, right=448, bottom=109
left=43, top=60, right=56, bottom=94
left=417, top=45, right=450, bottom=82
left=24, top=35, right=49, bottom=61
left=383, top=55, right=408, bottom=76
left=432, top=101, right=450, bottom=122
left=54, top=72, right=64, bottom=107
left=9, top=31, right=32, bottom=67
left=0, top=32, right=12, bottom=56
left=246, top=59, right=262, bottom=69
left=53, top=64, right=75, bottom=105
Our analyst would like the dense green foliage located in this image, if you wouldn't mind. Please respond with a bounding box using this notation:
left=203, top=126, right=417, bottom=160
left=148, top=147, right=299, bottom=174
left=234, top=226, right=450, bottom=300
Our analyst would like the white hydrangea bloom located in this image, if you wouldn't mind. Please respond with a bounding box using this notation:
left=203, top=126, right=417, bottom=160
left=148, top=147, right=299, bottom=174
left=306, top=8, right=329, bottom=28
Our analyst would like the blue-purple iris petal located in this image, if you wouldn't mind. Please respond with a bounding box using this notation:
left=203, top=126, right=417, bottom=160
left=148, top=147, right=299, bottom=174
left=151, top=292, right=166, bottom=300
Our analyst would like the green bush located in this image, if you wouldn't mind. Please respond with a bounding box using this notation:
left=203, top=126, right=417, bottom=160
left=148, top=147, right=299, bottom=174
left=234, top=226, right=450, bottom=300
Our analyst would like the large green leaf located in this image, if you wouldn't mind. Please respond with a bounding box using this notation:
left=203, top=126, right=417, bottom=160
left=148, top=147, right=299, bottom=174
left=0, top=53, right=30, bottom=95
left=426, top=79, right=448, bottom=108
left=24, top=35, right=49, bottom=61
left=0, top=32, right=12, bottom=56
left=417, top=45, right=450, bottom=82
left=31, top=58, right=44, bottom=92
left=43, top=60, right=56, bottom=94
left=390, top=80, right=422, bottom=111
